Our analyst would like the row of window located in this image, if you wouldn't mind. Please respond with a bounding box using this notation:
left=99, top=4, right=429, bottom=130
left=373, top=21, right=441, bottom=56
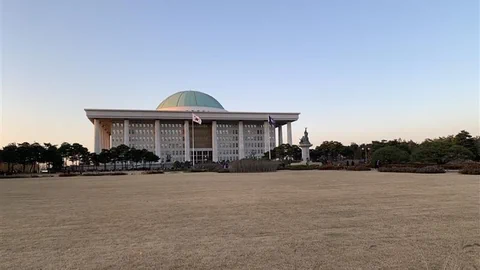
left=218, top=156, right=240, bottom=161
left=245, top=142, right=264, bottom=148
left=130, top=137, right=154, bottom=142
left=161, top=143, right=183, bottom=149
left=244, top=124, right=263, bottom=128
left=219, top=143, right=239, bottom=148
left=219, top=149, right=239, bottom=155
left=217, top=129, right=238, bottom=135
left=112, top=123, right=273, bottom=129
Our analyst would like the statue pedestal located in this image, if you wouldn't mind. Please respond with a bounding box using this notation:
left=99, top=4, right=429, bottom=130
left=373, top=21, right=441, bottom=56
left=299, top=143, right=312, bottom=163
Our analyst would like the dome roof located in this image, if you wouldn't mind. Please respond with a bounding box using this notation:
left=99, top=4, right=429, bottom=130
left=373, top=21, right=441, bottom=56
left=156, top=90, right=226, bottom=112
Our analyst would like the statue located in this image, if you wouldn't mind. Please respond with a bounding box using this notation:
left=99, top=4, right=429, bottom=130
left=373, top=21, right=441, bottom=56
left=299, top=127, right=312, bottom=163
left=299, top=127, right=311, bottom=145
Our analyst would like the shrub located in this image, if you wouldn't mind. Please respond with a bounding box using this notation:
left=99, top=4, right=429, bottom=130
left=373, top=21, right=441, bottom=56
left=460, top=164, right=480, bottom=175
left=193, top=163, right=222, bottom=172
left=188, top=168, right=208, bottom=173
left=285, top=164, right=320, bottom=170
left=229, top=159, right=279, bottom=173
left=318, top=165, right=344, bottom=170
left=371, top=146, right=410, bottom=166
left=415, top=166, right=446, bottom=174
left=82, top=172, right=128, bottom=176
left=109, top=172, right=128, bottom=176
left=346, top=165, right=371, bottom=171
left=383, top=163, right=435, bottom=169
left=378, top=167, right=418, bottom=173
left=58, top=173, right=79, bottom=177
left=442, top=164, right=465, bottom=170
left=141, top=170, right=164, bottom=175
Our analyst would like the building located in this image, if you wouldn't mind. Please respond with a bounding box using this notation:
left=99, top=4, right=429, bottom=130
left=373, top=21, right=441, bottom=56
left=85, top=90, right=300, bottom=163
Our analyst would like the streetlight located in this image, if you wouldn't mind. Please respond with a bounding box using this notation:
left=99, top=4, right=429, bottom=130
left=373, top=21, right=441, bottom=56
left=361, top=147, right=371, bottom=163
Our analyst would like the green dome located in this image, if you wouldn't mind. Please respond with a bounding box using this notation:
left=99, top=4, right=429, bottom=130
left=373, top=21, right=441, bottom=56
left=156, top=90, right=225, bottom=111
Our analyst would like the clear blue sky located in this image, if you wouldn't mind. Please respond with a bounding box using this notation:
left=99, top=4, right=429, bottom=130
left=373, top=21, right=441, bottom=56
left=2, top=0, right=479, bottom=150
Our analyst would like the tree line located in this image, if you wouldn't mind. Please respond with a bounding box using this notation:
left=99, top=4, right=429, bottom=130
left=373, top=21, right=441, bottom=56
left=266, top=130, right=479, bottom=165
left=1, top=130, right=478, bottom=173
left=0, top=143, right=159, bottom=173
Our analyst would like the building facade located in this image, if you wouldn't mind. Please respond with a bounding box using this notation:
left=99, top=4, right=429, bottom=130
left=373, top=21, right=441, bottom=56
left=85, top=91, right=299, bottom=163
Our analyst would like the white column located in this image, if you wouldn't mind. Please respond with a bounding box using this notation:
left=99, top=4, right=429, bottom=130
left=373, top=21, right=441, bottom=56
left=103, top=128, right=107, bottom=150
left=278, top=125, right=283, bottom=146
left=264, top=121, right=270, bottom=154
left=100, top=126, right=105, bottom=150
left=287, top=122, right=292, bottom=145
left=184, top=120, right=191, bottom=161
left=106, top=129, right=110, bottom=149
left=155, top=120, right=161, bottom=159
left=124, top=120, right=129, bottom=147
left=238, top=121, right=245, bottom=159
left=212, top=121, right=218, bottom=162
left=94, top=119, right=101, bottom=154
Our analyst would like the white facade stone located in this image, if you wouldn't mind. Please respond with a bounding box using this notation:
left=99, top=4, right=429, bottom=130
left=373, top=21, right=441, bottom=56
left=278, top=125, right=283, bottom=146
left=212, top=121, right=218, bottom=162
left=86, top=92, right=298, bottom=163
left=238, top=121, right=245, bottom=159
left=155, top=120, right=161, bottom=158
left=184, top=120, right=190, bottom=161
left=287, top=122, right=292, bottom=145
left=94, top=119, right=101, bottom=153
left=123, top=120, right=129, bottom=146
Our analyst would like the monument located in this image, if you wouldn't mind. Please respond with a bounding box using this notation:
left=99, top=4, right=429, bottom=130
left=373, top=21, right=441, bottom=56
left=299, top=128, right=313, bottom=163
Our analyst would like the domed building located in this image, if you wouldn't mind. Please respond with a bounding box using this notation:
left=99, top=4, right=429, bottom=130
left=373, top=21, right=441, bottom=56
left=85, top=90, right=299, bottom=163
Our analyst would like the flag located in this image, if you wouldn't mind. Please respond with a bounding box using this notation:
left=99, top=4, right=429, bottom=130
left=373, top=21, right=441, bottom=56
left=192, top=113, right=202, bottom=124
left=268, top=115, right=276, bottom=126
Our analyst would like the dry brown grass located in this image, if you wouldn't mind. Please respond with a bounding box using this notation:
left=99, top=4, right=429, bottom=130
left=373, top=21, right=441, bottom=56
left=1, top=171, right=479, bottom=269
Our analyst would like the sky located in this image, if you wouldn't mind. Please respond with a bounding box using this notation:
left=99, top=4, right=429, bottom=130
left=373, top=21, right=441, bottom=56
left=1, top=0, right=479, bottom=151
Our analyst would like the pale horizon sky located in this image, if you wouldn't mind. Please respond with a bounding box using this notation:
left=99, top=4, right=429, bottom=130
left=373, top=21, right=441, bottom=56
left=1, top=0, right=479, bottom=151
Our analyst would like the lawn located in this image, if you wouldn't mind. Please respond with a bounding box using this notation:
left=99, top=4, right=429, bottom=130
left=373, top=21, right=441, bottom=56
left=1, top=171, right=479, bottom=269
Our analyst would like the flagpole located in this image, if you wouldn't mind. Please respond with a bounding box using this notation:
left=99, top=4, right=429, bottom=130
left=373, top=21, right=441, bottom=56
left=268, top=128, right=271, bottom=160
left=192, top=118, right=195, bottom=166
left=268, top=116, right=271, bottom=160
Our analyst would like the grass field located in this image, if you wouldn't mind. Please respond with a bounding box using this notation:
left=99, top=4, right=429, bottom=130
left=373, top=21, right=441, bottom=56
left=1, top=171, right=479, bottom=269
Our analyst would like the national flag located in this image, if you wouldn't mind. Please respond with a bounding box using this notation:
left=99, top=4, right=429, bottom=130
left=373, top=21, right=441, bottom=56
left=192, top=113, right=202, bottom=124
left=268, top=115, right=276, bottom=126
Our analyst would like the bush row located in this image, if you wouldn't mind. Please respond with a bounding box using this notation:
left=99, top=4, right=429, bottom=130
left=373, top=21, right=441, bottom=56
left=379, top=166, right=445, bottom=174
left=229, top=160, right=279, bottom=173
left=284, top=165, right=370, bottom=171
left=141, top=170, right=165, bottom=175
left=460, top=165, right=480, bottom=175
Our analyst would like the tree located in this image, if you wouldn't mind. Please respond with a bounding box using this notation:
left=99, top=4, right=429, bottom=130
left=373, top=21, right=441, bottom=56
left=17, top=142, right=32, bottom=173
left=58, top=142, right=72, bottom=170
left=311, top=141, right=345, bottom=162
left=445, top=145, right=474, bottom=162
left=143, top=152, right=160, bottom=169
left=69, top=143, right=85, bottom=168
left=371, top=146, right=410, bottom=165
left=109, top=147, right=119, bottom=171
left=454, top=130, right=477, bottom=159
left=29, top=143, right=45, bottom=173
left=98, top=149, right=111, bottom=171
left=43, top=143, right=63, bottom=172
left=2, top=144, right=18, bottom=173
left=90, top=153, right=100, bottom=171
left=411, top=140, right=451, bottom=164
left=264, top=144, right=302, bottom=161
left=116, top=144, right=130, bottom=170
left=79, top=147, right=91, bottom=172
left=129, top=148, right=144, bottom=169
